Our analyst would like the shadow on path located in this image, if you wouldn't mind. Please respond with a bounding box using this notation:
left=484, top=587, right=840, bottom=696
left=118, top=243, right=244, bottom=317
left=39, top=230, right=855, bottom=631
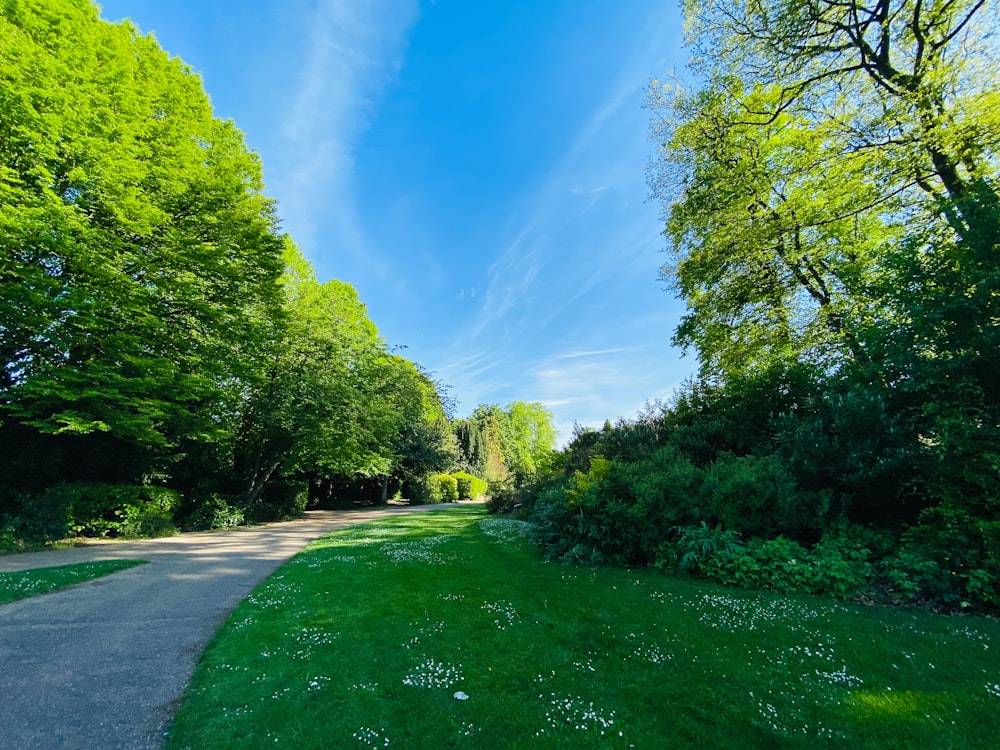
left=0, top=504, right=466, bottom=750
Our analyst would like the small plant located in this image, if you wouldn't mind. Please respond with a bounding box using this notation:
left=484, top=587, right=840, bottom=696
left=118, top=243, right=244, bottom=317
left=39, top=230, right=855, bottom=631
left=673, top=522, right=741, bottom=573
left=182, top=493, right=245, bottom=531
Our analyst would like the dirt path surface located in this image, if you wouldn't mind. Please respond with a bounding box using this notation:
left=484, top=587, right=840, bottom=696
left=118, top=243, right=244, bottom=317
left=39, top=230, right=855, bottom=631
left=0, top=504, right=463, bottom=749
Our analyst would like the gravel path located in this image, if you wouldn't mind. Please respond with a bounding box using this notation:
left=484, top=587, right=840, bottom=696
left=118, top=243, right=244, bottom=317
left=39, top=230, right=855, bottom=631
left=0, top=504, right=462, bottom=750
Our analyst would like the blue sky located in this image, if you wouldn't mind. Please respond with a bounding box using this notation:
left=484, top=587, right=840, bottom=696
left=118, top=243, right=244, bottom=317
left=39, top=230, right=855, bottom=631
left=98, top=0, right=695, bottom=442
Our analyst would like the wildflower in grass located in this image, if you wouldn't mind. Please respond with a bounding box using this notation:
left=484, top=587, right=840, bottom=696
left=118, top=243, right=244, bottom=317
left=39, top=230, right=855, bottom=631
left=382, top=535, right=453, bottom=565
left=536, top=693, right=620, bottom=740
left=306, top=676, right=330, bottom=691
left=478, top=517, right=532, bottom=543
left=815, top=666, right=863, bottom=687
left=697, top=594, right=820, bottom=633
left=987, top=683, right=1000, bottom=698
left=481, top=600, right=518, bottom=629
left=353, top=726, right=389, bottom=747
left=402, top=658, right=464, bottom=689
left=349, top=682, right=379, bottom=692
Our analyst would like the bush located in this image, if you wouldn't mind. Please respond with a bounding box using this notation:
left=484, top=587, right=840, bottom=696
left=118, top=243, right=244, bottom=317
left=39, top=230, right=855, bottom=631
left=402, top=478, right=432, bottom=505
left=452, top=472, right=488, bottom=501
left=426, top=474, right=458, bottom=504
left=699, top=453, right=829, bottom=539
left=880, top=506, right=1000, bottom=611
left=249, top=480, right=308, bottom=523
left=670, top=522, right=742, bottom=574
left=182, top=493, right=245, bottom=531
left=530, top=449, right=704, bottom=566
left=13, top=483, right=181, bottom=541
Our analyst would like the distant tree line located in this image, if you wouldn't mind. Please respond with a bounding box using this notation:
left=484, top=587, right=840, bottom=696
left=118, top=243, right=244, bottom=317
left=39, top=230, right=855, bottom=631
left=0, top=0, right=558, bottom=545
left=513, top=0, right=1000, bottom=611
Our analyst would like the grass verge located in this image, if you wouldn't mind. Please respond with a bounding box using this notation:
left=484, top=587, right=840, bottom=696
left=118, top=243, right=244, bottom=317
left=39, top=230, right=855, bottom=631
left=169, top=507, right=1000, bottom=749
left=0, top=559, right=146, bottom=604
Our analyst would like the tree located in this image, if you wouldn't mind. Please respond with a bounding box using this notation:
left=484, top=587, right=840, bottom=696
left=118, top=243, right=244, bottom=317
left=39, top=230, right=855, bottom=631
left=233, top=243, right=388, bottom=506
left=649, top=0, right=999, bottom=386
left=379, top=359, right=459, bottom=502
left=457, top=402, right=557, bottom=485
left=0, top=0, right=284, bottom=494
left=648, top=0, right=1000, bottom=527
left=503, top=401, right=558, bottom=483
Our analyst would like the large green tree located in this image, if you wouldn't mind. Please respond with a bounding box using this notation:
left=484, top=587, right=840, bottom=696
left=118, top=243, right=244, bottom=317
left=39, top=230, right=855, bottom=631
left=233, top=244, right=386, bottom=505
left=648, top=0, right=1000, bottom=524
left=1, top=0, right=283, bottom=492
left=458, top=402, right=556, bottom=485
left=649, top=0, right=999, bottom=385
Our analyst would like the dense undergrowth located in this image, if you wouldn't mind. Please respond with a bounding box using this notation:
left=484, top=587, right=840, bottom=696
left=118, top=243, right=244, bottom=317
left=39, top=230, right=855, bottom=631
left=492, top=374, right=1000, bottom=614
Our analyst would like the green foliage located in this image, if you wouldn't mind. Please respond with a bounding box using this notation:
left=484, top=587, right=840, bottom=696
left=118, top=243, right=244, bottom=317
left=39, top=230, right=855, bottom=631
left=248, top=480, right=307, bottom=523
left=455, top=402, right=557, bottom=486
left=669, top=522, right=741, bottom=574
left=0, top=1, right=451, bottom=537
left=424, top=473, right=458, bottom=504
left=774, top=388, right=918, bottom=526
left=530, top=452, right=693, bottom=566
left=13, top=483, right=180, bottom=541
left=451, top=471, right=487, bottom=501
left=700, top=452, right=828, bottom=539
left=180, top=493, right=245, bottom=531
left=665, top=525, right=875, bottom=600
left=887, top=507, right=1000, bottom=610
left=1, top=0, right=284, bottom=473
left=524, top=398, right=997, bottom=610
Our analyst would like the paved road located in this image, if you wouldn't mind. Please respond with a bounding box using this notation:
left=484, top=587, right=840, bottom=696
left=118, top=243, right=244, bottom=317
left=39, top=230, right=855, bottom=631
left=0, top=505, right=462, bottom=750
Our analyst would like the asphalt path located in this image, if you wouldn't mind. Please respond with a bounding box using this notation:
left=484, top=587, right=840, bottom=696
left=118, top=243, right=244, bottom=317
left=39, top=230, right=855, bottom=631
left=0, top=504, right=463, bottom=750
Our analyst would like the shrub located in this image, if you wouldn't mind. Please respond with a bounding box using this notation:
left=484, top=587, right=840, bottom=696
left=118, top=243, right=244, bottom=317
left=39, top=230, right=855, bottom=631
left=402, top=478, right=432, bottom=505
left=249, top=480, right=308, bottom=522
left=660, top=524, right=875, bottom=600
left=13, top=483, right=181, bottom=540
left=774, top=388, right=916, bottom=527
left=530, top=449, right=706, bottom=566
left=426, top=474, right=458, bottom=504
left=182, top=493, right=245, bottom=530
left=452, top=472, right=488, bottom=501
left=671, top=522, right=742, bottom=574
left=699, top=453, right=827, bottom=539
left=881, top=506, right=1000, bottom=611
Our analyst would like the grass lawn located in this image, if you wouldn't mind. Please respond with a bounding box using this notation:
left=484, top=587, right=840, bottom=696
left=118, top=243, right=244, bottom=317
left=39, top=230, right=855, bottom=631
left=168, top=506, right=1000, bottom=749
left=0, top=559, right=146, bottom=604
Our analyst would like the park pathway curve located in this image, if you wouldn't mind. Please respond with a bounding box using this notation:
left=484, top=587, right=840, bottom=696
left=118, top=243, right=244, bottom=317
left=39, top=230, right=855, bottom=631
left=0, top=504, right=462, bottom=750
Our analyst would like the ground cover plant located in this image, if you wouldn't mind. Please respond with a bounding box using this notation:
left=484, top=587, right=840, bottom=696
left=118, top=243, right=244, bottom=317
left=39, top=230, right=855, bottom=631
left=0, top=559, right=145, bottom=605
left=168, top=507, right=1000, bottom=749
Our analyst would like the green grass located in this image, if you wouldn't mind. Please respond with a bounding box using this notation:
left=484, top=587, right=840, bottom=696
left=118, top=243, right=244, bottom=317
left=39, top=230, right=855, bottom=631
left=0, top=559, right=146, bottom=604
left=168, top=507, right=1000, bottom=749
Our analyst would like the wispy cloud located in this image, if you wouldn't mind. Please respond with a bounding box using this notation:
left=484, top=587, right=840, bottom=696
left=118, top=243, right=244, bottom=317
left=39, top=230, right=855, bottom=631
left=569, top=184, right=612, bottom=195
left=273, top=0, right=419, bottom=276
left=555, top=348, right=629, bottom=360
left=437, top=6, right=691, bottom=437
